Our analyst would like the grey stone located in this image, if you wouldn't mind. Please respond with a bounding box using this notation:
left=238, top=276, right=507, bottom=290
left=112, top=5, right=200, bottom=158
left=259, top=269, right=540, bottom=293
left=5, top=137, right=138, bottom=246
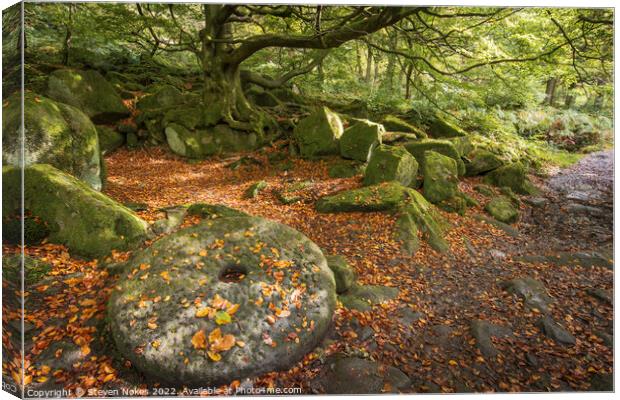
left=536, top=316, right=576, bottom=346
left=325, top=255, right=357, bottom=294
left=470, top=320, right=513, bottom=358
left=339, top=284, right=399, bottom=311
left=502, top=277, right=553, bottom=313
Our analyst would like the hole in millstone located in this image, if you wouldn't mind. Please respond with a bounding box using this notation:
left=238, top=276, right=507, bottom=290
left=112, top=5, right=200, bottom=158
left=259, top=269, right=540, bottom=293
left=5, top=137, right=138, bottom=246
left=219, top=265, right=248, bottom=283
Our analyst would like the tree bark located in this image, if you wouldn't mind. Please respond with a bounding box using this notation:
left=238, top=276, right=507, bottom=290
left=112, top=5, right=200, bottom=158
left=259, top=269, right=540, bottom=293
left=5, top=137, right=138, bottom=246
left=365, top=44, right=373, bottom=83
left=61, top=4, right=73, bottom=65
left=404, top=64, right=413, bottom=99
left=544, top=77, right=558, bottom=106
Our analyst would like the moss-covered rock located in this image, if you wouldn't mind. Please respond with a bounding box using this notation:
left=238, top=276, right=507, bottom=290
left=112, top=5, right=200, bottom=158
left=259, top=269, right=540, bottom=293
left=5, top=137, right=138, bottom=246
left=447, top=136, right=474, bottom=157
left=404, top=139, right=465, bottom=176
left=436, top=196, right=468, bottom=215
left=165, top=124, right=258, bottom=159
left=316, top=182, right=408, bottom=213
left=465, top=148, right=504, bottom=176
left=244, top=181, right=268, bottom=199
left=96, top=125, right=125, bottom=155
left=2, top=164, right=149, bottom=257
left=186, top=203, right=249, bottom=219
left=2, top=254, right=52, bottom=285
left=136, top=85, right=185, bottom=111
left=339, top=284, right=399, bottom=311
left=474, top=184, right=496, bottom=197
left=339, top=120, right=384, bottom=161
left=422, top=150, right=459, bottom=204
left=363, top=145, right=418, bottom=187
left=381, top=115, right=423, bottom=135
left=293, top=107, right=343, bottom=158
left=46, top=69, right=129, bottom=123
left=397, top=189, right=449, bottom=253
left=326, top=255, right=357, bottom=294
left=483, top=162, right=536, bottom=194
left=107, top=216, right=336, bottom=386
left=162, top=107, right=204, bottom=130
left=485, top=196, right=519, bottom=223
left=328, top=161, right=365, bottom=178
left=3, top=92, right=103, bottom=190
left=382, top=132, right=419, bottom=144
left=428, top=113, right=468, bottom=138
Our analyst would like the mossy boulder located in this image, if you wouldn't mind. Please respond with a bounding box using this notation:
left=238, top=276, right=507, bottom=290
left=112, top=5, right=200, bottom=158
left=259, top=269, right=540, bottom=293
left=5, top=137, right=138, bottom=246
left=422, top=150, right=459, bottom=204
left=363, top=145, right=418, bottom=187
left=428, top=113, right=468, bottom=138
left=485, top=196, right=519, bottom=224
left=328, top=161, right=365, bottom=178
left=244, top=181, right=268, bottom=199
left=326, top=255, right=357, bottom=294
left=96, top=125, right=124, bottom=155
left=162, top=107, right=204, bottom=130
left=483, top=162, right=536, bottom=195
left=447, top=136, right=474, bottom=156
left=404, top=139, right=465, bottom=176
left=316, top=182, right=408, bottom=213
left=339, top=120, right=384, bottom=161
left=107, top=216, right=336, bottom=386
left=465, top=148, right=504, bottom=176
left=339, top=284, right=399, bottom=311
left=2, top=164, right=149, bottom=257
left=186, top=203, right=249, bottom=219
left=396, top=189, right=449, bottom=253
left=1, top=254, right=52, bottom=285
left=165, top=124, right=258, bottom=159
left=381, top=115, right=420, bottom=134
left=46, top=69, right=129, bottom=123
left=3, top=92, right=103, bottom=190
left=136, top=85, right=185, bottom=111
left=293, top=107, right=343, bottom=158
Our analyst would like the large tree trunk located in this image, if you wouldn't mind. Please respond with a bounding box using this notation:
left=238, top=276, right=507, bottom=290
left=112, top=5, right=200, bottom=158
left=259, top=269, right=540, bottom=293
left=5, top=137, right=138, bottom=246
left=201, top=5, right=272, bottom=136
left=404, top=64, right=413, bottom=99
left=544, top=77, right=558, bottom=106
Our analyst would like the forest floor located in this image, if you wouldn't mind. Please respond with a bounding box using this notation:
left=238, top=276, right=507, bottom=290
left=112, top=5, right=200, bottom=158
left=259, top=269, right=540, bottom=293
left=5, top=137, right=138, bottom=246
left=5, top=147, right=613, bottom=394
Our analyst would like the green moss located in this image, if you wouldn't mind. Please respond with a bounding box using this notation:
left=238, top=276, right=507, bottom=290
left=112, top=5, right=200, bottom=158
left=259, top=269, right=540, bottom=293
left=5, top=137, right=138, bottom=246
left=162, top=107, right=204, bottom=130
left=447, top=136, right=474, bottom=156
left=244, top=181, right=268, bottom=199
left=136, top=85, right=184, bottom=111
left=422, top=150, right=459, bottom=204
left=325, top=255, right=357, bottom=294
left=465, top=148, right=504, bottom=176
left=293, top=107, right=343, bottom=158
left=2, top=255, right=52, bottom=285
left=3, top=92, right=103, bottom=190
left=3, top=164, right=148, bottom=258
left=485, top=196, right=519, bottom=223
left=428, top=113, right=468, bottom=138
left=381, top=115, right=421, bottom=135
left=47, top=69, right=129, bottom=123
left=339, top=120, right=384, bottom=161
left=404, top=139, right=465, bottom=176
left=186, top=203, right=249, bottom=218
left=474, top=184, right=496, bottom=197
left=96, top=125, right=124, bottom=155
left=397, top=189, right=449, bottom=253
left=328, top=161, right=365, bottom=178
left=483, top=162, right=536, bottom=195
left=316, top=182, right=408, bottom=213
left=363, top=145, right=418, bottom=187
left=394, top=211, right=420, bottom=256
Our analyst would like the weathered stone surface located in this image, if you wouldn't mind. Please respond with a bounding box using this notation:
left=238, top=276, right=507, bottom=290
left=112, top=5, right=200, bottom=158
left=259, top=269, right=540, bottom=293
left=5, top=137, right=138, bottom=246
left=108, top=216, right=336, bottom=386
left=428, top=113, right=468, bottom=138
left=47, top=69, right=129, bottom=123
left=275, top=181, right=314, bottom=205
left=586, top=288, right=612, bottom=304
left=136, top=85, right=185, bottom=111
left=293, top=107, right=343, bottom=158
left=151, top=205, right=188, bottom=235
left=473, top=214, right=520, bottom=237
left=3, top=92, right=103, bottom=190
left=325, top=255, right=357, bottom=294
left=396, top=189, right=449, bottom=253
left=502, top=277, right=552, bottom=313
left=96, top=125, right=124, bottom=155
left=381, top=115, right=425, bottom=137
left=447, top=136, right=474, bottom=157
left=470, top=320, right=513, bottom=358
left=465, top=148, right=504, bottom=176
left=536, top=316, right=576, bottom=346
left=165, top=124, right=258, bottom=158
left=328, top=161, right=365, bottom=178
left=313, top=355, right=411, bottom=394
left=404, top=139, right=465, bottom=176
left=339, top=120, right=384, bottom=161
left=483, top=162, right=536, bottom=195
left=422, top=150, right=459, bottom=204
left=339, top=284, right=399, bottom=311
left=2, top=164, right=148, bottom=257
left=316, top=182, right=408, bottom=213
left=363, top=145, right=418, bottom=187
left=244, top=181, right=268, bottom=199
left=186, top=203, right=249, bottom=219
left=474, top=184, right=496, bottom=197
left=485, top=196, right=519, bottom=224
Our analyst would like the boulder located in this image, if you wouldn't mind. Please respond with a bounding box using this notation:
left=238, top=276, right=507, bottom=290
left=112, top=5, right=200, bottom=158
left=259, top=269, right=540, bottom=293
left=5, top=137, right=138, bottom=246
left=404, top=139, right=465, bottom=176
left=186, top=203, right=249, bottom=219
left=165, top=124, right=258, bottom=158
left=96, top=125, right=124, bottom=155
left=136, top=85, right=185, bottom=111
left=483, top=162, right=536, bottom=195
left=447, top=136, right=474, bottom=156
left=363, top=145, right=418, bottom=187
left=325, top=255, right=357, bottom=294
left=244, top=181, right=268, bottom=199
left=107, top=216, right=336, bottom=386
left=422, top=150, right=459, bottom=204
left=162, top=107, right=204, bottom=130
left=328, top=161, right=365, bottom=178
left=428, top=113, right=468, bottom=138
left=485, top=196, right=519, bottom=223
left=293, top=107, right=343, bottom=158
left=502, top=277, right=552, bottom=313
left=151, top=205, right=188, bottom=235
left=3, top=92, right=103, bottom=190
left=339, top=284, right=399, bottom=311
left=381, top=115, right=425, bottom=137
left=397, top=189, right=449, bottom=253
left=473, top=184, right=496, bottom=197
left=536, top=316, right=576, bottom=346
left=316, top=182, right=408, bottom=213
left=339, top=120, right=384, bottom=161
left=465, top=148, right=504, bottom=176
left=46, top=69, right=129, bottom=123
left=2, top=164, right=149, bottom=257
left=470, top=320, right=513, bottom=358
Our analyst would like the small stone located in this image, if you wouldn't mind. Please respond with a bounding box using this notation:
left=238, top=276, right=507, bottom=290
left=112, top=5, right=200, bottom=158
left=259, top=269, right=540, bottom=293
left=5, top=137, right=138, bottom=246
left=586, top=288, right=612, bottom=304
left=524, top=197, right=548, bottom=207
left=470, top=320, right=513, bottom=358
left=502, top=277, right=553, bottom=313
left=536, top=316, right=576, bottom=346
left=325, top=255, right=357, bottom=294
left=339, top=284, right=399, bottom=311
left=244, top=181, right=268, bottom=199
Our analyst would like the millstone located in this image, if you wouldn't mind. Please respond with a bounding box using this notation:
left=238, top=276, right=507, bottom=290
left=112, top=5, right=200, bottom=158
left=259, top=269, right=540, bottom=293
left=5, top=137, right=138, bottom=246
left=108, top=216, right=336, bottom=387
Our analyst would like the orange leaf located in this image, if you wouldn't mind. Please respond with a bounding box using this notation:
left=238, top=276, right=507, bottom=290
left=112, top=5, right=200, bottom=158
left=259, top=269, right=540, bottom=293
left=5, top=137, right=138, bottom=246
left=191, top=330, right=207, bottom=350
